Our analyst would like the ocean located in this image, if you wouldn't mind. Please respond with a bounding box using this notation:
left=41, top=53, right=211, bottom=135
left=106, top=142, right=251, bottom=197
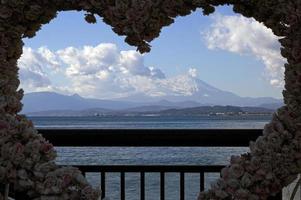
left=29, top=115, right=270, bottom=129
left=29, top=115, right=271, bottom=200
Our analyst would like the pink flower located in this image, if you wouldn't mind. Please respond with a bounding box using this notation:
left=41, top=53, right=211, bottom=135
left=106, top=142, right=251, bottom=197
left=40, top=142, right=53, bottom=154
left=62, top=174, right=72, bottom=188
left=0, top=6, right=12, bottom=19
left=81, top=185, right=99, bottom=199
left=228, top=164, right=244, bottom=178
left=235, top=189, right=249, bottom=199
left=0, top=120, right=9, bottom=130
left=15, top=142, right=24, bottom=154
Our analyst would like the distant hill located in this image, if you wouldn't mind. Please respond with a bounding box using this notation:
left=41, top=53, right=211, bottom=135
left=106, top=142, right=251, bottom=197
left=258, top=102, right=284, bottom=110
left=122, top=105, right=176, bottom=113
left=26, top=108, right=113, bottom=117
left=22, top=92, right=204, bottom=114
left=22, top=91, right=282, bottom=115
left=26, top=104, right=274, bottom=117
left=21, top=92, right=139, bottom=113
left=156, top=106, right=273, bottom=116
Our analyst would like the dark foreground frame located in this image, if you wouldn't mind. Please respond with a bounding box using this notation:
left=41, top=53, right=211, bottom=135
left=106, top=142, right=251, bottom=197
left=1, top=0, right=300, bottom=199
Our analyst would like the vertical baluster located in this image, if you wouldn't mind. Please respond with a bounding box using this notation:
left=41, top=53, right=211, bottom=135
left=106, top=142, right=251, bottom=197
left=140, top=172, right=145, bottom=200
left=180, top=172, right=185, bottom=200
left=121, top=172, right=125, bottom=200
left=101, top=172, right=106, bottom=199
left=200, top=172, right=205, bottom=191
left=160, top=172, right=165, bottom=200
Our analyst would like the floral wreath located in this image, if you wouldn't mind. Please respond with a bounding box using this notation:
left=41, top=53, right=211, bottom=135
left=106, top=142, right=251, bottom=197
left=0, top=0, right=300, bottom=199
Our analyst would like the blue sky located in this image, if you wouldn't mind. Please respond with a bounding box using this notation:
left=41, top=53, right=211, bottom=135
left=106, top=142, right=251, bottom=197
left=21, top=6, right=284, bottom=99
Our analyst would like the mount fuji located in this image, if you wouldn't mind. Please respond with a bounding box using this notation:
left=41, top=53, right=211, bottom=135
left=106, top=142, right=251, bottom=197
left=21, top=76, right=283, bottom=114
left=115, top=75, right=282, bottom=107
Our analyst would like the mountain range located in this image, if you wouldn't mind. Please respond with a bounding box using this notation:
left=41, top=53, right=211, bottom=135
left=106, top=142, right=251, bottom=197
left=21, top=77, right=283, bottom=115
left=21, top=91, right=283, bottom=116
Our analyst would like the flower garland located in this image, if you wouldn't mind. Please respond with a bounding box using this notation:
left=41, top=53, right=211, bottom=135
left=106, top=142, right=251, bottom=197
left=0, top=0, right=300, bottom=199
left=199, top=1, right=301, bottom=199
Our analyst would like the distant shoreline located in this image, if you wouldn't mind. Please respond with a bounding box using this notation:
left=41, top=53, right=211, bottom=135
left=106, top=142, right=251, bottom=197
left=24, top=105, right=275, bottom=117
left=28, top=115, right=271, bottom=129
left=26, top=113, right=273, bottom=117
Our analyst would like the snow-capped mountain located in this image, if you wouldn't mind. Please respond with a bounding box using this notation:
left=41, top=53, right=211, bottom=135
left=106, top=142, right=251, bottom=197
left=21, top=76, right=282, bottom=114
left=116, top=75, right=282, bottom=107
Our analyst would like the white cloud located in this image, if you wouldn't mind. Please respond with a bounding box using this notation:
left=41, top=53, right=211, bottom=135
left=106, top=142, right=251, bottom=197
left=149, top=67, right=166, bottom=79
left=55, top=43, right=167, bottom=98
left=19, top=43, right=193, bottom=99
left=58, top=44, right=119, bottom=77
left=204, top=14, right=285, bottom=88
left=37, top=47, right=61, bottom=71
left=18, top=47, right=59, bottom=92
left=188, top=68, right=198, bottom=78
left=119, top=50, right=149, bottom=76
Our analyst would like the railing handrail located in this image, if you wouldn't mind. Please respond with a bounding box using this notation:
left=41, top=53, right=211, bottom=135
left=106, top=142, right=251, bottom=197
left=38, top=128, right=262, bottom=147
left=71, top=165, right=225, bottom=173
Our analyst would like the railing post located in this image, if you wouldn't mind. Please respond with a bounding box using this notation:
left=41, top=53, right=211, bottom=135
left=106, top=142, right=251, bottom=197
left=180, top=172, right=185, bottom=200
left=101, top=172, right=106, bottom=199
left=160, top=172, right=165, bottom=200
left=140, top=172, right=145, bottom=200
left=200, top=172, right=205, bottom=192
left=121, top=172, right=125, bottom=200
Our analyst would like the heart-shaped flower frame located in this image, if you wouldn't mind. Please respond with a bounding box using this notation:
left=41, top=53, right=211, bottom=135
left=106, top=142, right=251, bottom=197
left=0, top=0, right=300, bottom=199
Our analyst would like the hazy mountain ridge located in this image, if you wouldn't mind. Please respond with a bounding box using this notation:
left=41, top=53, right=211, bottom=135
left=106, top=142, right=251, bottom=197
left=21, top=92, right=141, bottom=113
left=22, top=77, right=283, bottom=115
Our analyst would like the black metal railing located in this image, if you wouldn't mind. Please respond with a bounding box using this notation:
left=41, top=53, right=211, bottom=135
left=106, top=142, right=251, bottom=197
left=37, top=129, right=282, bottom=200
left=73, top=165, right=225, bottom=200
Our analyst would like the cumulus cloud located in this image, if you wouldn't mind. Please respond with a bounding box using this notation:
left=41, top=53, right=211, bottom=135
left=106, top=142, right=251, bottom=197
left=19, top=43, right=197, bottom=99
left=58, top=44, right=119, bottom=77
left=204, top=14, right=285, bottom=87
left=55, top=43, right=167, bottom=98
left=18, top=47, right=60, bottom=92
